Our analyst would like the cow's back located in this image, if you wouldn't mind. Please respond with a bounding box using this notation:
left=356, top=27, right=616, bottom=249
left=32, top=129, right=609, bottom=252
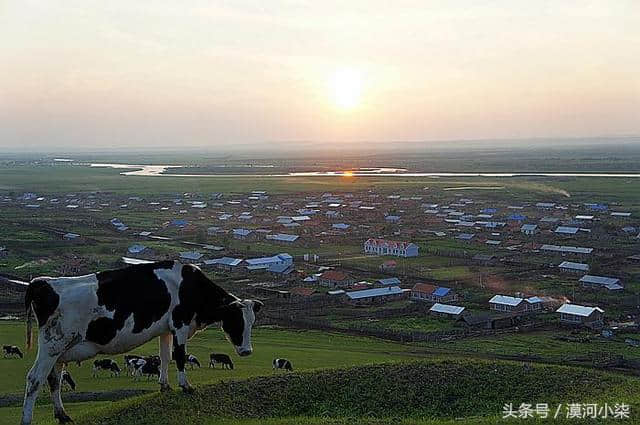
left=32, top=261, right=183, bottom=360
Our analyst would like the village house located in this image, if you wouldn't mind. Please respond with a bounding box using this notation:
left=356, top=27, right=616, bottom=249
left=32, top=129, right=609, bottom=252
left=558, top=261, right=589, bottom=274
left=472, top=254, right=497, bottom=265
left=127, top=244, right=148, bottom=255
left=363, top=238, right=419, bottom=257
left=520, top=224, right=538, bottom=235
left=556, top=303, right=604, bottom=328
left=377, top=277, right=401, bottom=286
left=555, top=226, right=579, bottom=235
left=332, top=223, right=350, bottom=230
left=344, top=286, right=409, bottom=305
left=207, top=226, right=224, bottom=235
left=541, top=245, right=593, bottom=256
left=410, top=283, right=457, bottom=303
left=385, top=215, right=401, bottom=223
left=265, top=233, right=299, bottom=244
left=233, top=228, right=255, bottom=240
left=488, top=295, right=543, bottom=313
left=379, top=260, right=397, bottom=271
left=318, top=270, right=355, bottom=289
left=244, top=253, right=293, bottom=271
left=204, top=256, right=244, bottom=272
left=429, top=303, right=465, bottom=319
left=180, top=251, right=203, bottom=262
left=579, top=275, right=623, bottom=291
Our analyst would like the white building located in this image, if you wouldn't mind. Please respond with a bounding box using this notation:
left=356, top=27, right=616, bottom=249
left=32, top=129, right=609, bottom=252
left=363, top=238, right=419, bottom=257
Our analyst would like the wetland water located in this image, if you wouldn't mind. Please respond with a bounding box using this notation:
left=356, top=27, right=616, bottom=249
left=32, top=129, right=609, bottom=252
left=89, top=163, right=640, bottom=178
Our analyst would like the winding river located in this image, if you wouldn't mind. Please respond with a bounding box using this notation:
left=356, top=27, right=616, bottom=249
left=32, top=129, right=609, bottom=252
left=89, top=163, right=640, bottom=178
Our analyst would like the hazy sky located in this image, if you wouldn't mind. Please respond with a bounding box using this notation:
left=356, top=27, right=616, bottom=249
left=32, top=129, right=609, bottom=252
left=1, top=1, right=639, bottom=150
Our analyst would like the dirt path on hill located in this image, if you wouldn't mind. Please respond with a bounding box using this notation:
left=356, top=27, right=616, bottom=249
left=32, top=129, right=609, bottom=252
left=0, top=389, right=151, bottom=408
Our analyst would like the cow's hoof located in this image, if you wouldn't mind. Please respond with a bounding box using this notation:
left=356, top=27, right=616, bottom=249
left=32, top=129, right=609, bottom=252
left=160, top=383, right=172, bottom=392
left=180, top=385, right=195, bottom=394
left=55, top=412, right=74, bottom=423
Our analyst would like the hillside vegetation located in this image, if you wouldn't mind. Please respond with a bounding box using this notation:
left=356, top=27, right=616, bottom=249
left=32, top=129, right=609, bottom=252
left=77, top=360, right=638, bottom=425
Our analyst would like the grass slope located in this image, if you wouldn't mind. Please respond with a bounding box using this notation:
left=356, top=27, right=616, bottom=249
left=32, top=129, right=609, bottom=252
left=76, top=360, right=639, bottom=425
left=0, top=323, right=420, bottom=425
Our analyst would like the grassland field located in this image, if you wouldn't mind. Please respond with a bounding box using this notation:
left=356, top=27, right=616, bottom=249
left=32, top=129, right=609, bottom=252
left=0, top=321, right=423, bottom=425
left=1, top=164, right=640, bottom=208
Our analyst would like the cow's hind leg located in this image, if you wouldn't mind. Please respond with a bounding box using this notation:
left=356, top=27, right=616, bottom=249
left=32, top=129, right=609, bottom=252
left=21, top=350, right=59, bottom=425
left=171, top=329, right=193, bottom=393
left=158, top=333, right=172, bottom=391
left=48, top=363, right=72, bottom=423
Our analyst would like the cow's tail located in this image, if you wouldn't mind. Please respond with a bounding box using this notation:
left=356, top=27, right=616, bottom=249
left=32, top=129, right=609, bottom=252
left=25, top=282, right=35, bottom=350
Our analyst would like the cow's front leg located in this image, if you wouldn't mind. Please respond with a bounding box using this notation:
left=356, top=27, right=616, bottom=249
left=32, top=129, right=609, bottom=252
left=21, top=349, right=59, bottom=425
left=47, top=363, right=72, bottom=423
left=172, top=329, right=193, bottom=393
left=158, top=333, right=172, bottom=391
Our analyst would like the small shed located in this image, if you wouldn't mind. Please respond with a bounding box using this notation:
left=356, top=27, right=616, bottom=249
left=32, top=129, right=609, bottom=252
left=429, top=303, right=465, bottom=319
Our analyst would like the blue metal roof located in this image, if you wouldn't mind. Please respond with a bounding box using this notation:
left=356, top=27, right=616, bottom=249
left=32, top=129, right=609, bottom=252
left=433, top=287, right=452, bottom=297
left=268, top=263, right=292, bottom=274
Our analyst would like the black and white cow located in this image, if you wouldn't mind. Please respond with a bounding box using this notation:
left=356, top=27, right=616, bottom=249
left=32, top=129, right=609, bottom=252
left=129, top=358, right=147, bottom=378
left=132, top=359, right=161, bottom=381
left=92, top=359, right=121, bottom=377
left=209, top=353, right=234, bottom=369
left=21, top=261, right=263, bottom=425
left=186, top=354, right=200, bottom=369
left=273, top=358, right=293, bottom=372
left=60, top=371, right=76, bottom=391
left=3, top=345, right=23, bottom=358
left=123, top=354, right=144, bottom=370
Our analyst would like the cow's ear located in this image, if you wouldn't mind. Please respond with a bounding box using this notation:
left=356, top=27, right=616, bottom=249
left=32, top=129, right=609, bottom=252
left=252, top=300, right=264, bottom=313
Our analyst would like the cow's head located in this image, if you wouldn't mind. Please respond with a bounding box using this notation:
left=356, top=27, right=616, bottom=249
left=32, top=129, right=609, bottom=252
left=220, top=299, right=263, bottom=356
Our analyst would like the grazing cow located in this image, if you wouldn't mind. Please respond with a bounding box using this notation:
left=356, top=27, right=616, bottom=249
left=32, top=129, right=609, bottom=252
left=60, top=371, right=76, bottom=391
left=133, top=359, right=161, bottom=381
left=21, top=261, right=262, bottom=425
left=129, top=358, right=147, bottom=379
left=272, top=358, right=293, bottom=372
left=123, top=354, right=144, bottom=369
left=3, top=345, right=24, bottom=358
left=209, top=353, right=234, bottom=370
left=92, top=359, right=121, bottom=377
left=186, top=354, right=200, bottom=369
left=126, top=357, right=143, bottom=376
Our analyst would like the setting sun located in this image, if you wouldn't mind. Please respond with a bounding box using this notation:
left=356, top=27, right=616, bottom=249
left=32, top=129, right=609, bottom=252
left=329, top=69, right=363, bottom=110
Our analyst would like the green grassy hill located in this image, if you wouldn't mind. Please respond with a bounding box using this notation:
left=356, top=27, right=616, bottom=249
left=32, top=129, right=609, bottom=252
left=74, top=360, right=638, bottom=425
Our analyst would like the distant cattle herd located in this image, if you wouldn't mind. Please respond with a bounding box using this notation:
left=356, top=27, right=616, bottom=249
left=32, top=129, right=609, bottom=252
left=3, top=344, right=294, bottom=392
